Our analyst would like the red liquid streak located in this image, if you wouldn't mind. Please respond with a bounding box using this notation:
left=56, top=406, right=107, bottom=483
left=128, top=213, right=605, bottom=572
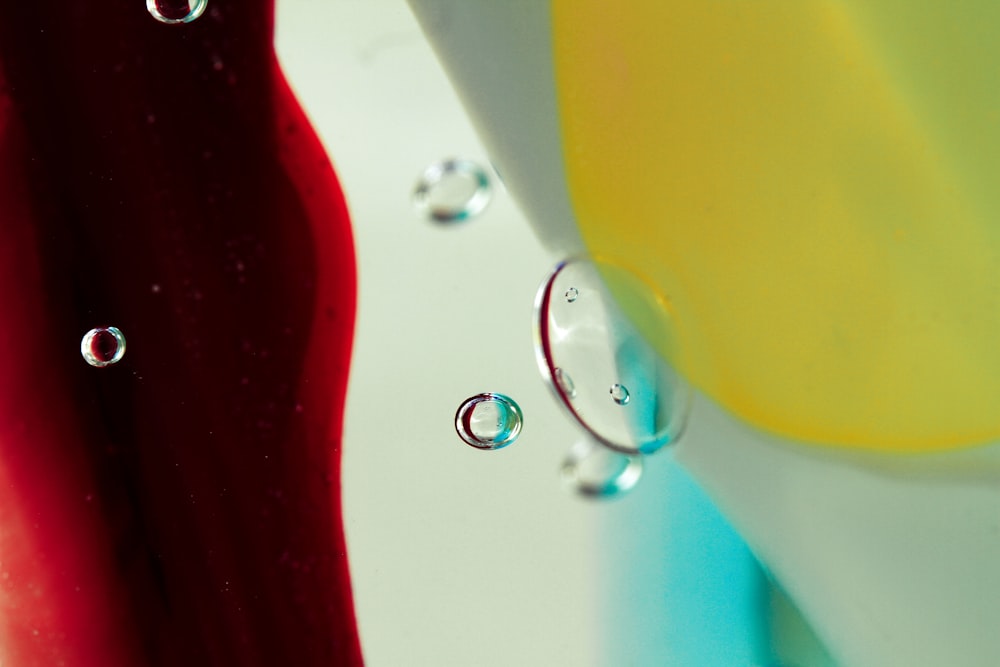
left=0, top=2, right=363, bottom=665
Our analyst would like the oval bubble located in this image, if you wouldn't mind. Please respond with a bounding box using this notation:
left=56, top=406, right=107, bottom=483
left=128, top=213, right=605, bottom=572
left=413, top=158, right=492, bottom=223
left=533, top=257, right=691, bottom=455
left=610, top=383, right=631, bottom=406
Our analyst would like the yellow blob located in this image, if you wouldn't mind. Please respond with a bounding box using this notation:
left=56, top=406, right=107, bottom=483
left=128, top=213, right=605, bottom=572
left=552, top=1, right=1000, bottom=451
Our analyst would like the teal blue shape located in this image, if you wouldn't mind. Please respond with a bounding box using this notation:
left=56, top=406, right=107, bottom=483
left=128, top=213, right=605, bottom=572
left=598, top=452, right=772, bottom=666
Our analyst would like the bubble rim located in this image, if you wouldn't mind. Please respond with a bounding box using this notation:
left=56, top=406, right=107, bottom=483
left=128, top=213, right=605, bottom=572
left=454, top=392, right=523, bottom=451
left=147, top=0, right=208, bottom=25
left=560, top=438, right=643, bottom=499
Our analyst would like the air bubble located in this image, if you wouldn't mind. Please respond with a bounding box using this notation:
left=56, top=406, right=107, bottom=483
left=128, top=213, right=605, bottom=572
left=81, top=327, right=126, bottom=368
left=610, top=383, right=630, bottom=405
left=565, top=287, right=579, bottom=303
left=561, top=439, right=643, bottom=499
left=413, top=158, right=492, bottom=223
left=455, top=393, right=523, bottom=450
left=533, top=257, right=691, bottom=455
left=147, top=0, right=207, bottom=25
left=555, top=368, right=577, bottom=399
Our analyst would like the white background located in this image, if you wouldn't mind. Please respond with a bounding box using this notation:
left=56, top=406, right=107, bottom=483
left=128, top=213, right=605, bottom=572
left=276, top=3, right=625, bottom=665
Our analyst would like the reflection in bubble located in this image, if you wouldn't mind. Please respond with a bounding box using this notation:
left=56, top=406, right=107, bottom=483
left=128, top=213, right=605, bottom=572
left=561, top=439, right=643, bottom=499
left=81, top=327, right=127, bottom=368
left=413, top=158, right=492, bottom=223
left=534, top=257, right=691, bottom=455
left=455, top=392, right=523, bottom=450
left=146, top=0, right=208, bottom=24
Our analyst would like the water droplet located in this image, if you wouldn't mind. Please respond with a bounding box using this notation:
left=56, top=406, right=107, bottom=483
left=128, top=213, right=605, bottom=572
left=561, top=439, right=643, bottom=499
left=455, top=393, right=523, bottom=450
left=147, top=0, right=208, bottom=24
left=555, top=368, right=577, bottom=399
left=413, top=158, right=492, bottom=223
left=533, top=257, right=691, bottom=455
left=80, top=327, right=126, bottom=368
left=564, top=287, right=579, bottom=303
left=610, top=383, right=630, bottom=405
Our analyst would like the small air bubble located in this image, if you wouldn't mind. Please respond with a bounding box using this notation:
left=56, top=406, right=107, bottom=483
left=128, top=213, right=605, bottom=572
left=564, top=287, right=579, bottom=303
left=455, top=393, right=523, bottom=451
left=80, top=327, right=126, bottom=368
left=413, top=158, right=492, bottom=223
left=555, top=368, right=577, bottom=399
left=610, top=383, right=630, bottom=406
left=147, top=0, right=208, bottom=24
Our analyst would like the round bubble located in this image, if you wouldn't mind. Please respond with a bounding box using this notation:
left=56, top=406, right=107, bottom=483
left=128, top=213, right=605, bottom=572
left=81, top=327, right=127, bottom=368
left=455, top=393, right=523, bottom=450
left=534, top=257, right=691, bottom=455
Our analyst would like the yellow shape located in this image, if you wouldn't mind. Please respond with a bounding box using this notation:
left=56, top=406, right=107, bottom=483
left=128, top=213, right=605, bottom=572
left=552, top=1, right=1000, bottom=451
